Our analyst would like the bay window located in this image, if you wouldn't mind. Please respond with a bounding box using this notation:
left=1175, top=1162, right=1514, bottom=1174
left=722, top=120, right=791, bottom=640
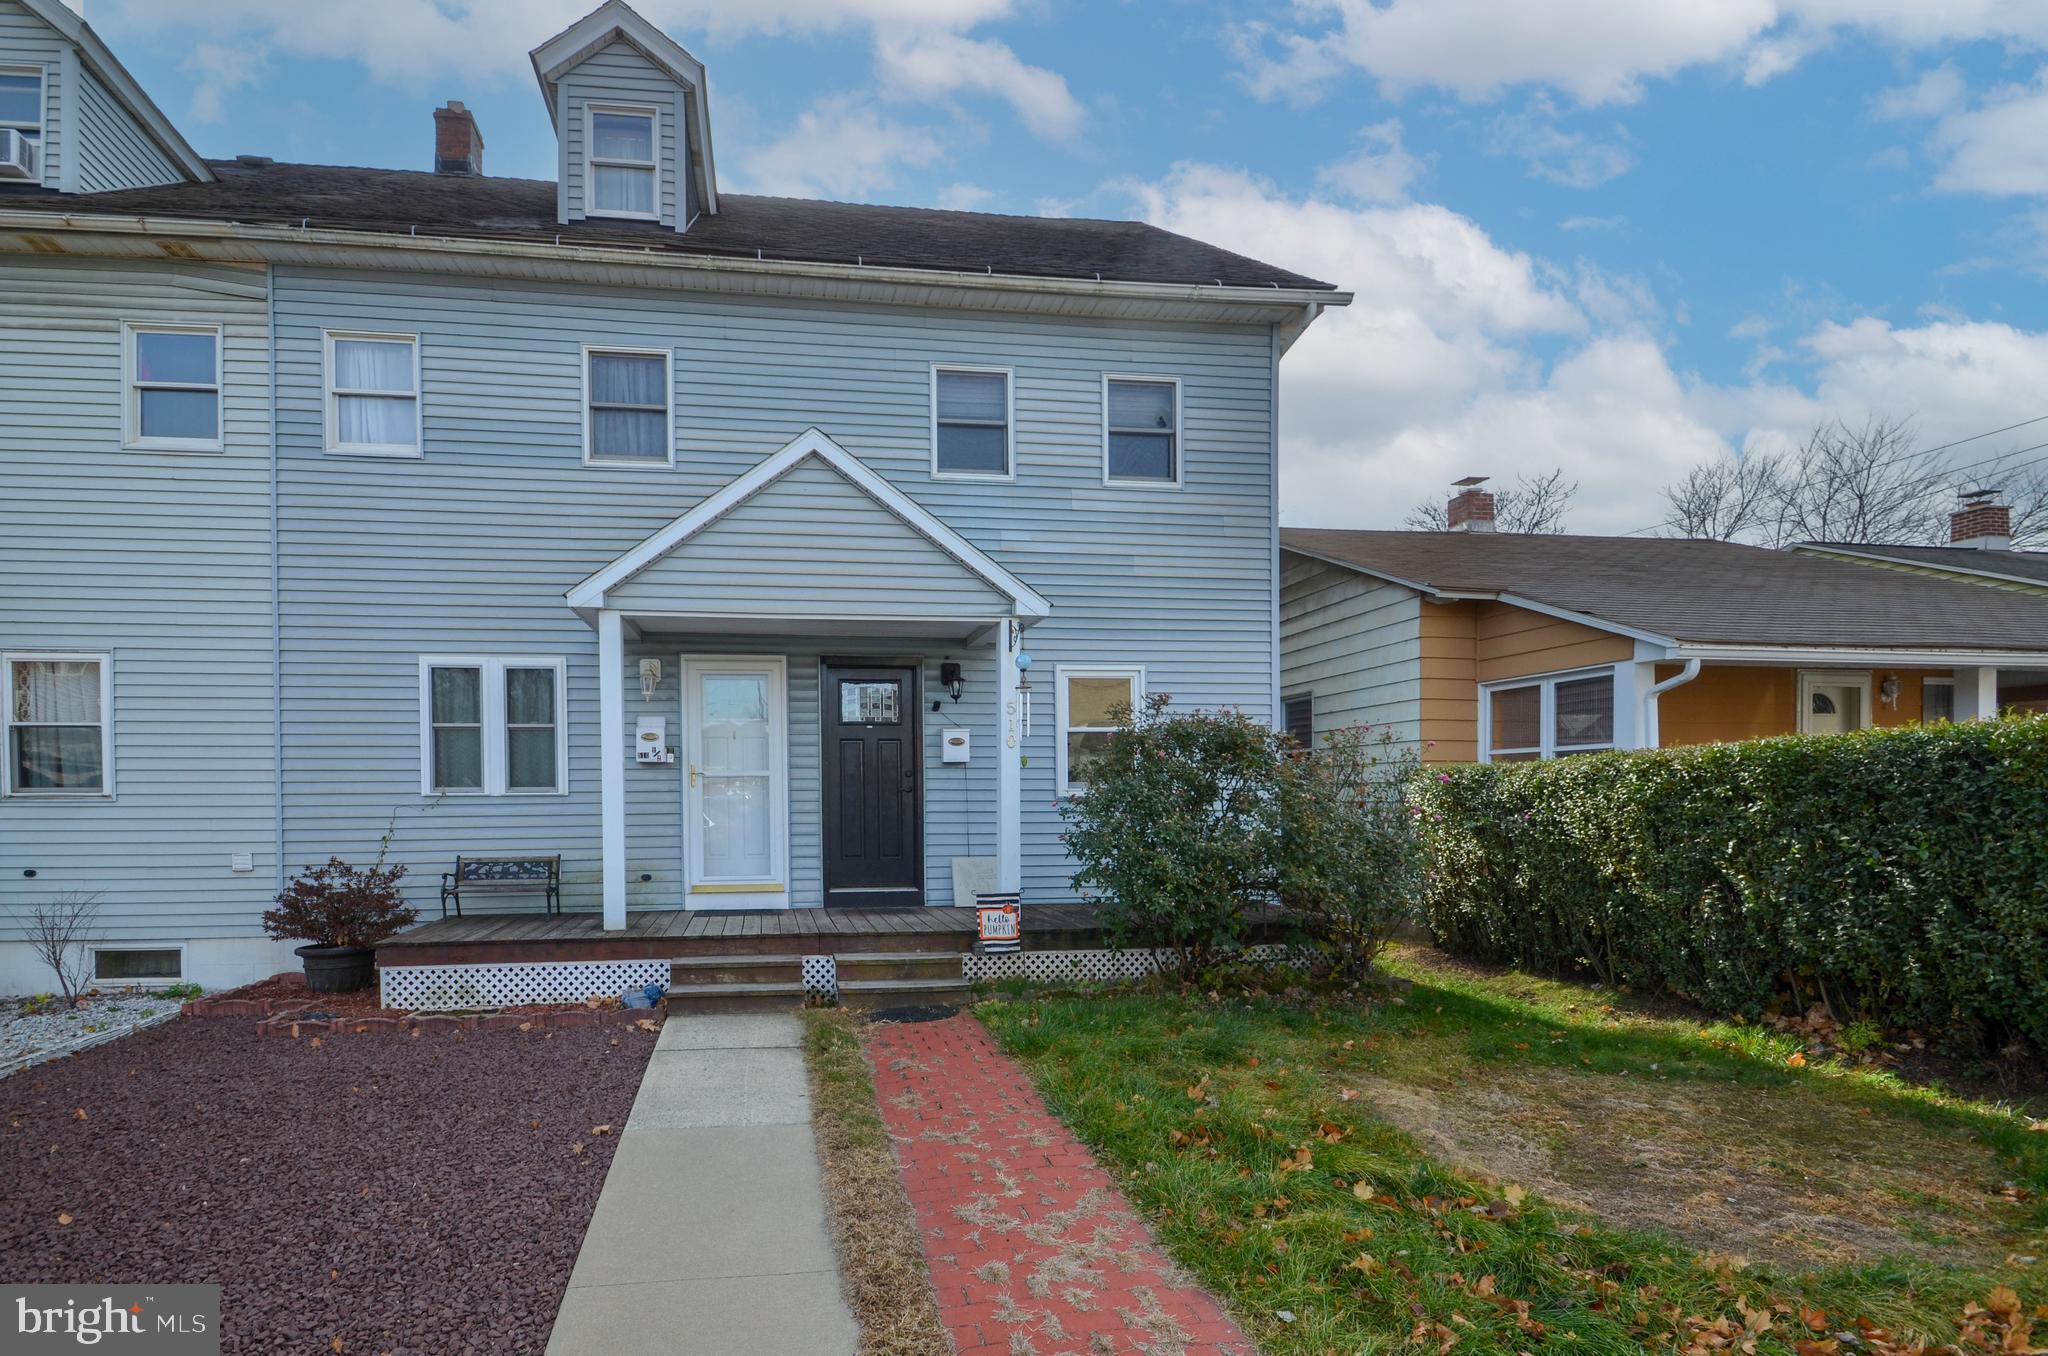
left=421, top=658, right=566, bottom=795
left=1482, top=669, right=1616, bottom=762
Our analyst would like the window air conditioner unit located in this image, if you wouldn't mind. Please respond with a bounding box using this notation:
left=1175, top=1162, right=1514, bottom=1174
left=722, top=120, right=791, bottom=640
left=0, top=129, right=37, bottom=180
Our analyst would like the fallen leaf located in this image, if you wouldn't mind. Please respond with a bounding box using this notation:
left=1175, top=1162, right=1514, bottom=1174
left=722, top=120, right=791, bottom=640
left=591, top=1124, right=613, bottom=1137
left=570, top=1142, right=585, bottom=1156
left=1344, top=1253, right=1383, bottom=1276
left=71, top=1108, right=86, bottom=1122
left=332, top=1338, right=344, bottom=1353
left=310, top=1037, right=323, bottom=1049
left=290, top=1023, right=300, bottom=1040
left=56, top=1212, right=73, bottom=1226
left=1786, top=1051, right=1807, bottom=1068
left=1339, top=1088, right=1360, bottom=1102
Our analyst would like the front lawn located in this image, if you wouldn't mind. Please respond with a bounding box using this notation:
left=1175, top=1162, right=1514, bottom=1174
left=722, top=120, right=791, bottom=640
left=979, top=947, right=2048, bottom=1355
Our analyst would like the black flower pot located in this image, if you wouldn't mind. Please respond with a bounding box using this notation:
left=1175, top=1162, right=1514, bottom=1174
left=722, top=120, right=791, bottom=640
left=295, top=943, right=376, bottom=994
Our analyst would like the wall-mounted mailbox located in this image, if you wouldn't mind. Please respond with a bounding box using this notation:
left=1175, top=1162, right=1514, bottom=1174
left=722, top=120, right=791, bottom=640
left=636, top=716, right=675, bottom=764
left=940, top=728, right=970, bottom=764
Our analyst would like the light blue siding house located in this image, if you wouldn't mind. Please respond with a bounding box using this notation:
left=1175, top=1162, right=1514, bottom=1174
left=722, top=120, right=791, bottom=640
left=0, top=0, right=1343, bottom=994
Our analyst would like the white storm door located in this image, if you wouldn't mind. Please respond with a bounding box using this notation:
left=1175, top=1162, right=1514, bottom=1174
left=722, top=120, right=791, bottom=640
left=1799, top=672, right=1868, bottom=735
left=681, top=657, right=789, bottom=907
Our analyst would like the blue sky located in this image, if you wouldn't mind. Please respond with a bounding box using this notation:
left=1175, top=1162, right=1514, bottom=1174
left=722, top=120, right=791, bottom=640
left=84, top=0, right=2048, bottom=532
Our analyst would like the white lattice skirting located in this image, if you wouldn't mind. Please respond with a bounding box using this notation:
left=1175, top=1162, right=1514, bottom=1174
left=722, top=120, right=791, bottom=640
left=962, top=943, right=1304, bottom=985
left=380, top=959, right=671, bottom=1010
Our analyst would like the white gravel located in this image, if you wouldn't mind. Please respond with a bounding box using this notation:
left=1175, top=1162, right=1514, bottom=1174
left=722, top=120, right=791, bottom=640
left=0, top=991, right=184, bottom=1076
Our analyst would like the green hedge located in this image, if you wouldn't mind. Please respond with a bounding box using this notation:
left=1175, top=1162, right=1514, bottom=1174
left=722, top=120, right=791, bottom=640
left=1411, top=716, right=2048, bottom=1048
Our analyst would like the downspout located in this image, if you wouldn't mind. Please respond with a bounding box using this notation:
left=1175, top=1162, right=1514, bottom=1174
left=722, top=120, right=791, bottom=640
left=1641, top=659, right=1700, bottom=750
left=1268, top=321, right=1282, bottom=728
left=267, top=264, right=283, bottom=892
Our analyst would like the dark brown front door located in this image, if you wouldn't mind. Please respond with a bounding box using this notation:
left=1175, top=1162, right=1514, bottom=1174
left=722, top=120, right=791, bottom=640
left=822, top=662, right=923, bottom=907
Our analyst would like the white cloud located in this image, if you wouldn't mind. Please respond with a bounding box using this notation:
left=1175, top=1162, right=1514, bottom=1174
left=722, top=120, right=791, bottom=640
left=736, top=95, right=944, bottom=199
left=180, top=41, right=267, bottom=123
left=1315, top=120, right=1423, bottom=204
left=1927, top=72, right=2048, bottom=198
left=1873, top=62, right=1967, bottom=120
left=935, top=182, right=997, bottom=211
left=1560, top=214, right=1627, bottom=232
left=1486, top=103, right=1634, bottom=188
left=873, top=31, right=1084, bottom=141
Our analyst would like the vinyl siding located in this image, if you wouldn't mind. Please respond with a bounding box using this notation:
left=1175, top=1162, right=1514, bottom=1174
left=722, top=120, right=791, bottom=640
left=0, top=0, right=63, bottom=189
left=72, top=65, right=181, bottom=191
left=608, top=455, right=1010, bottom=618
left=0, top=254, right=276, bottom=942
left=558, top=39, right=683, bottom=230
left=1278, top=554, right=1425, bottom=752
left=273, top=267, right=1275, bottom=910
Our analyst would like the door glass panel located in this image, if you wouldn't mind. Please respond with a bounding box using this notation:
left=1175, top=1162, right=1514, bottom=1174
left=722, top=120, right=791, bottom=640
left=701, top=674, right=769, bottom=773
left=696, top=671, right=775, bottom=882
left=702, top=775, right=772, bottom=879
left=839, top=680, right=901, bottom=724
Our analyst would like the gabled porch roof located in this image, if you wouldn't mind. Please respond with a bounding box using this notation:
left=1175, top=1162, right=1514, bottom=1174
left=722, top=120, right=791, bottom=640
left=566, top=427, right=1051, bottom=634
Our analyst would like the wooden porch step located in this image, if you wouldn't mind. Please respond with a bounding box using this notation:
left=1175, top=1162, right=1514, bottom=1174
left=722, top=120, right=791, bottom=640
left=665, top=979, right=811, bottom=1014
left=832, top=951, right=967, bottom=983
left=669, top=954, right=805, bottom=986
left=836, top=976, right=974, bottom=1010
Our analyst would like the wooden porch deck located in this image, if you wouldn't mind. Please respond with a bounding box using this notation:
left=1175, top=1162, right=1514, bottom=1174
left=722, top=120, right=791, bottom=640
left=374, top=905, right=1126, bottom=967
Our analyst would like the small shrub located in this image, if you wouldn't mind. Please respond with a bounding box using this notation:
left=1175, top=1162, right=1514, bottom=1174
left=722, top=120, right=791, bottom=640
left=263, top=857, right=416, bottom=949
left=1275, top=724, right=1423, bottom=985
left=21, top=890, right=101, bottom=1004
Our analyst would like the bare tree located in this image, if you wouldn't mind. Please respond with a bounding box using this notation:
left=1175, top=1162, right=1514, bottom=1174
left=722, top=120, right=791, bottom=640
left=1770, top=416, right=1949, bottom=545
left=23, top=890, right=102, bottom=1003
left=1406, top=468, right=1579, bottom=534
left=1661, top=451, right=1783, bottom=540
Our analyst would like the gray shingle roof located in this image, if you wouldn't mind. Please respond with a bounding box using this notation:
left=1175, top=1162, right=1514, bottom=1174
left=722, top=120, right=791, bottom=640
left=0, top=159, right=1335, bottom=290
left=1280, top=529, right=2048, bottom=652
left=1796, top=541, right=2048, bottom=586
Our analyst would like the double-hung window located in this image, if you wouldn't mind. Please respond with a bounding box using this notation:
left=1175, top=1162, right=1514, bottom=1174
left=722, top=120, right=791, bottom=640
left=1056, top=665, right=1144, bottom=795
left=0, top=66, right=42, bottom=161
left=932, top=366, right=1012, bottom=477
left=5, top=654, right=111, bottom=796
left=584, top=347, right=672, bottom=465
left=1482, top=669, right=1615, bottom=762
left=421, top=658, right=566, bottom=795
left=325, top=331, right=420, bottom=456
left=125, top=324, right=222, bottom=451
left=1283, top=693, right=1314, bottom=750
left=1103, top=375, right=1180, bottom=485
left=588, top=106, right=657, bottom=218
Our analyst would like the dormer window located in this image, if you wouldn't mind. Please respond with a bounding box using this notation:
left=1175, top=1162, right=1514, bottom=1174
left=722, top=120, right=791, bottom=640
left=0, top=68, right=42, bottom=147
left=589, top=106, right=657, bottom=218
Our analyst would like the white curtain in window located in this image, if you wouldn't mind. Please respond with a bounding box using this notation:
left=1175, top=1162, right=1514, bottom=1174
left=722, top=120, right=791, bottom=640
left=12, top=661, right=99, bottom=723
left=590, top=353, right=667, bottom=458
left=938, top=371, right=1006, bottom=423
left=594, top=165, right=655, bottom=215
left=590, top=353, right=664, bottom=406
left=334, top=339, right=413, bottom=393
left=338, top=395, right=416, bottom=447
left=592, top=112, right=653, bottom=161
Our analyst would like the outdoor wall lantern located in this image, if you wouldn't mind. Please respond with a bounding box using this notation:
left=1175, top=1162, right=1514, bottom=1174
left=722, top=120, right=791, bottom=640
left=638, top=658, right=663, bottom=702
left=940, top=660, right=964, bottom=702
left=1880, top=673, right=1901, bottom=709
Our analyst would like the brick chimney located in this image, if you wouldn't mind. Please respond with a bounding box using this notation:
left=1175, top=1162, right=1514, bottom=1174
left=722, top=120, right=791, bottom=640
left=433, top=101, right=483, bottom=176
left=1950, top=488, right=2011, bottom=550
left=1447, top=476, right=1496, bottom=533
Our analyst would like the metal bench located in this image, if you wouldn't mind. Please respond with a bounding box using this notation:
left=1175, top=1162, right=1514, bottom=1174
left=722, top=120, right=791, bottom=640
left=439, top=855, right=562, bottom=918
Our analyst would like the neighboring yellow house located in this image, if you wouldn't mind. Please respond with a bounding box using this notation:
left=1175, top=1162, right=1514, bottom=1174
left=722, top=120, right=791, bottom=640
left=1279, top=489, right=2048, bottom=764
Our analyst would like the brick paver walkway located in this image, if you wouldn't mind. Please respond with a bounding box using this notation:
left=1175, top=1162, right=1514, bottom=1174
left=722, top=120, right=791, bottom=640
left=866, top=1014, right=1253, bottom=1356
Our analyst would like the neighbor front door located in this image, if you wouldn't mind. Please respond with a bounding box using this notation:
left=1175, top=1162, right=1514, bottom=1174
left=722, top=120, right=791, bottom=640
left=821, top=662, right=923, bottom=907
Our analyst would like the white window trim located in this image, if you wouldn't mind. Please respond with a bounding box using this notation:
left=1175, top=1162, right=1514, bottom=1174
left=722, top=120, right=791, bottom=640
left=930, top=363, right=1016, bottom=481
left=122, top=322, right=224, bottom=453
left=89, top=943, right=185, bottom=987
left=584, top=102, right=660, bottom=222
left=1797, top=669, right=1874, bottom=735
left=0, top=64, right=44, bottom=142
left=1477, top=665, right=1618, bottom=763
left=1055, top=663, right=1146, bottom=796
left=581, top=344, right=675, bottom=468
left=322, top=329, right=422, bottom=458
left=417, top=657, right=569, bottom=797
left=1100, top=372, right=1184, bottom=489
left=1922, top=675, right=1956, bottom=723
left=3, top=651, right=114, bottom=798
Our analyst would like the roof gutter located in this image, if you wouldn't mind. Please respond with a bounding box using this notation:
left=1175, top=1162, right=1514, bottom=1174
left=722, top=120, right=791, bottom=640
left=1672, top=643, right=2048, bottom=667
left=0, top=209, right=1349, bottom=324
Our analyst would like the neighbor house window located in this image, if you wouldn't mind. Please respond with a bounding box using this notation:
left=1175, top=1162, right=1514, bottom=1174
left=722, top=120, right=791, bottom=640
left=1057, top=665, right=1144, bottom=795
left=1103, top=375, right=1179, bottom=484
left=1283, top=693, right=1314, bottom=749
left=125, top=324, right=222, bottom=451
left=588, top=106, right=657, bottom=218
left=420, top=658, right=566, bottom=795
left=584, top=347, right=672, bottom=465
left=1922, top=677, right=1955, bottom=723
left=0, top=67, right=42, bottom=149
left=5, top=654, right=111, bottom=796
left=325, top=331, right=420, bottom=455
left=1482, top=669, right=1615, bottom=762
left=932, top=366, right=1012, bottom=477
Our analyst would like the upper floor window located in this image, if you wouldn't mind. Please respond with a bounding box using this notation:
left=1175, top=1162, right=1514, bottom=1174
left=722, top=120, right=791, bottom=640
left=325, top=331, right=420, bottom=457
left=583, top=346, right=673, bottom=466
left=1103, top=375, right=1179, bottom=486
left=932, top=366, right=1012, bottom=478
left=124, top=324, right=221, bottom=452
left=420, top=657, right=566, bottom=796
left=0, top=67, right=41, bottom=147
left=1483, top=670, right=1614, bottom=762
left=5, top=654, right=110, bottom=796
left=589, top=106, right=657, bottom=219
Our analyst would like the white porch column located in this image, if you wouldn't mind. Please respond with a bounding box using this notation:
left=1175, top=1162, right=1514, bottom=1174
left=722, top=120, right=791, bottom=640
left=1954, top=666, right=2000, bottom=721
left=996, top=618, right=1022, bottom=893
left=598, top=608, right=627, bottom=931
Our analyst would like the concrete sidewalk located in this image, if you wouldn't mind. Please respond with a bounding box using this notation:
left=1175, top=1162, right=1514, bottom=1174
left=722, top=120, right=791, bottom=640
left=545, top=1013, right=858, bottom=1356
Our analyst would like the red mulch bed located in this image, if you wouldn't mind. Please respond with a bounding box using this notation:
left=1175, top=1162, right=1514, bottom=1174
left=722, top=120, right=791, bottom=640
left=0, top=1016, right=656, bottom=1355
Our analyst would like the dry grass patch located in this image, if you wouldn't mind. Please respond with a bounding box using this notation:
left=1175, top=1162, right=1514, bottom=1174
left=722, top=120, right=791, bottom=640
left=801, top=1007, right=949, bottom=1356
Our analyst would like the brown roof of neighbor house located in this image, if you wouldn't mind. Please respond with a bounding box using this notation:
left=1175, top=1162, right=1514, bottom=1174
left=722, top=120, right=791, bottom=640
left=0, top=160, right=1336, bottom=291
left=1279, top=528, right=2048, bottom=652
left=1794, top=541, right=2048, bottom=586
